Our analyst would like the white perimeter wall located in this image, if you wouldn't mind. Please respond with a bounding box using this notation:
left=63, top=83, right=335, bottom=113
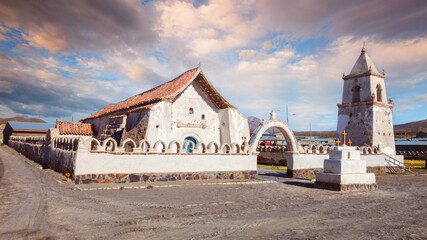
left=75, top=152, right=257, bottom=175
left=288, top=153, right=387, bottom=170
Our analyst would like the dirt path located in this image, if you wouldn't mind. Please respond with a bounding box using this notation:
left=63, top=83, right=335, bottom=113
left=0, top=145, right=426, bottom=239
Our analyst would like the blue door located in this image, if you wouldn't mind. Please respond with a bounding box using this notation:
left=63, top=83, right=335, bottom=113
left=184, top=137, right=197, bottom=153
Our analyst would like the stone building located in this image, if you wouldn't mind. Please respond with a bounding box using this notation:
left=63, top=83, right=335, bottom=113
left=81, top=67, right=250, bottom=149
left=337, top=48, right=396, bottom=155
left=2, top=122, right=52, bottom=145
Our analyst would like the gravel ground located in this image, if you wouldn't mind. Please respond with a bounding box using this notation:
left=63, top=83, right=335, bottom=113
left=0, top=145, right=426, bottom=240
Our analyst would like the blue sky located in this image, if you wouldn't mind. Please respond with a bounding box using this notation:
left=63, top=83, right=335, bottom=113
left=0, top=0, right=426, bottom=130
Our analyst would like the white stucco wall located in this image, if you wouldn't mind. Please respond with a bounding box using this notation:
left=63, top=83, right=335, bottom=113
left=74, top=152, right=257, bottom=175
left=143, top=81, right=249, bottom=147
left=372, top=106, right=396, bottom=155
left=169, top=81, right=221, bottom=144
left=219, top=108, right=250, bottom=145
left=287, top=152, right=386, bottom=170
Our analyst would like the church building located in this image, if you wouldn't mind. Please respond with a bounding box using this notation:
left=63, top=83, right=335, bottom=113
left=337, top=48, right=396, bottom=155
left=81, top=67, right=250, bottom=149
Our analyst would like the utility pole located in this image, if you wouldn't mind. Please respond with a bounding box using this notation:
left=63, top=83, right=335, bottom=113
left=286, top=105, right=289, bottom=124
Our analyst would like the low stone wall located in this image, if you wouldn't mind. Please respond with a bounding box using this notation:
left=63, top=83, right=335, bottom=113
left=8, top=134, right=258, bottom=184
left=397, top=150, right=427, bottom=160
left=46, top=148, right=77, bottom=176
left=287, top=168, right=323, bottom=178
left=257, top=151, right=287, bottom=166
left=75, top=170, right=258, bottom=184
left=286, top=150, right=395, bottom=178
left=8, top=135, right=79, bottom=177
left=8, top=136, right=46, bottom=165
left=314, top=182, right=378, bottom=191
left=367, top=166, right=387, bottom=175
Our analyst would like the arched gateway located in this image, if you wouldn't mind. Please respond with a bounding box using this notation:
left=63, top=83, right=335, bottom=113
left=248, top=118, right=298, bottom=154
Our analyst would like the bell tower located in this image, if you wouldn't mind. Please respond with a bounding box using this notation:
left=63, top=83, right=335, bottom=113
left=337, top=48, right=396, bottom=155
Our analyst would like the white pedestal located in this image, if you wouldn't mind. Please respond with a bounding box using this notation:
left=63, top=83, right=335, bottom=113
left=315, top=145, right=377, bottom=191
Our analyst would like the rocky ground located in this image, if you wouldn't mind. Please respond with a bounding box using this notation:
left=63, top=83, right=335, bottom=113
left=0, top=145, right=426, bottom=240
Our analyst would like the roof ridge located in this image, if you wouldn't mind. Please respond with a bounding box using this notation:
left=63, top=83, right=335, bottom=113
left=81, top=67, right=200, bottom=121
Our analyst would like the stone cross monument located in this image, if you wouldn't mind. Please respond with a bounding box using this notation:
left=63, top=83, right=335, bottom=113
left=315, top=144, right=377, bottom=191
left=337, top=47, right=396, bottom=155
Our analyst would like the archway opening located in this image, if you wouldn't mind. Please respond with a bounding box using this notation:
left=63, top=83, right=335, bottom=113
left=248, top=120, right=298, bottom=173
left=124, top=141, right=135, bottom=152
left=90, top=140, right=99, bottom=151
left=105, top=140, right=115, bottom=151
left=184, top=136, right=197, bottom=153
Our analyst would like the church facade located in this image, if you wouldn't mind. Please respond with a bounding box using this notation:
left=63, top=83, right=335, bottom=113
left=337, top=48, right=396, bottom=155
left=81, top=67, right=250, bottom=149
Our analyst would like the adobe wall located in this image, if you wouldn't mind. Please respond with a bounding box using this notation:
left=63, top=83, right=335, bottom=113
left=8, top=136, right=46, bottom=164
left=8, top=135, right=79, bottom=177
left=8, top=133, right=257, bottom=184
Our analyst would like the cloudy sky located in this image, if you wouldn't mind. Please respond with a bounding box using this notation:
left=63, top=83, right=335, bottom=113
left=0, top=0, right=426, bottom=130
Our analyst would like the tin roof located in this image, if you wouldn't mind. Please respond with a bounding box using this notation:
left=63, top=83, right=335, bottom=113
left=8, top=121, right=52, bottom=131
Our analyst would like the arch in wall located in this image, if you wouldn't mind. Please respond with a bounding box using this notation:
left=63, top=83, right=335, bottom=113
left=207, top=141, right=219, bottom=153
left=220, top=143, right=231, bottom=154
left=103, top=138, right=117, bottom=151
left=138, top=140, right=151, bottom=153
left=248, top=120, right=298, bottom=154
left=361, top=147, right=367, bottom=154
left=373, top=147, right=379, bottom=154
left=183, top=136, right=198, bottom=153
left=310, top=144, right=317, bottom=153
left=153, top=140, right=167, bottom=153
left=121, top=139, right=137, bottom=152
left=318, top=145, right=324, bottom=153
left=183, top=141, right=195, bottom=153
left=376, top=84, right=382, bottom=102
left=72, top=138, right=79, bottom=151
left=352, top=85, right=361, bottom=103
left=195, top=142, right=206, bottom=153
left=231, top=143, right=241, bottom=154
left=168, top=141, right=181, bottom=153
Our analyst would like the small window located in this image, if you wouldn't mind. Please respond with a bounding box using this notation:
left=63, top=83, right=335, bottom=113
left=189, top=108, right=194, bottom=114
left=201, top=114, right=205, bottom=120
left=352, top=85, right=361, bottom=103
left=376, top=84, right=382, bottom=102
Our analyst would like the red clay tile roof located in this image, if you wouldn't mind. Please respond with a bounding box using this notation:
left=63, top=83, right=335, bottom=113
left=81, top=67, right=235, bottom=121
left=56, top=121, right=94, bottom=136
left=127, top=103, right=156, bottom=113
left=109, top=114, right=127, bottom=119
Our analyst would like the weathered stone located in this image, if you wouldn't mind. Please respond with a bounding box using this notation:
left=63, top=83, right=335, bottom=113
left=129, top=174, right=140, bottom=183
left=82, top=178, right=92, bottom=184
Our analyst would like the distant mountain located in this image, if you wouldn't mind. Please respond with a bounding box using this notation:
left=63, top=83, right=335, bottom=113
left=248, top=116, right=427, bottom=136
left=247, top=116, right=281, bottom=134
left=394, top=119, right=427, bottom=134
left=0, top=116, right=47, bottom=125
left=248, top=116, right=262, bottom=132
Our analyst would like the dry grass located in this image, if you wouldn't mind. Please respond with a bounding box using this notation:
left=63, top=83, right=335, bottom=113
left=257, top=164, right=287, bottom=171
left=405, top=159, right=426, bottom=169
